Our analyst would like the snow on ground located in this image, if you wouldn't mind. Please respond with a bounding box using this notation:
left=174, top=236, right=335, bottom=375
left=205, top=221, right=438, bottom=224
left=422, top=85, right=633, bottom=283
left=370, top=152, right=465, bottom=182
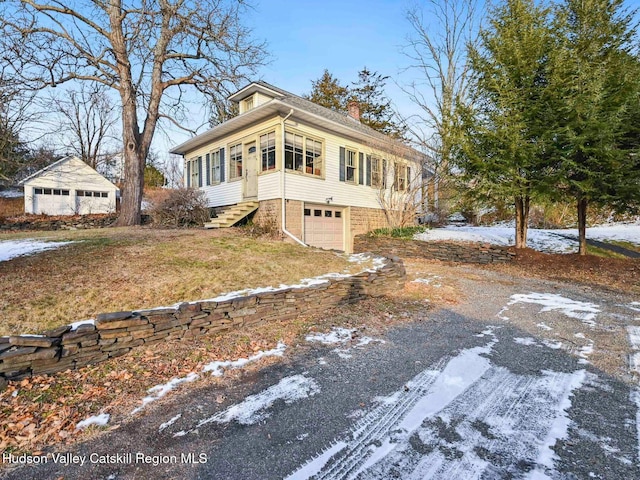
left=134, top=343, right=288, bottom=415
left=0, top=239, right=72, bottom=262
left=627, top=302, right=640, bottom=313
left=196, top=374, right=320, bottom=427
left=501, top=293, right=600, bottom=326
left=411, top=276, right=442, bottom=288
left=158, top=414, right=182, bottom=432
left=69, top=319, right=95, bottom=331
left=305, top=328, right=356, bottom=345
left=627, top=326, right=640, bottom=375
left=285, top=330, right=587, bottom=480
left=132, top=373, right=199, bottom=414
left=633, top=389, right=640, bottom=462
left=75, top=413, right=110, bottom=430
left=203, top=342, right=286, bottom=376
left=414, top=222, right=640, bottom=253
left=0, top=189, right=23, bottom=198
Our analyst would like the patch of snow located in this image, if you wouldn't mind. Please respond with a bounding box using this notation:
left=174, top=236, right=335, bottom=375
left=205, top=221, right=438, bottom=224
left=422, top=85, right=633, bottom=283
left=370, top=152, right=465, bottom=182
left=296, top=433, right=309, bottom=441
left=537, top=322, right=553, bottom=331
left=627, top=302, right=640, bottom=313
left=284, top=441, right=348, bottom=480
left=318, top=357, right=327, bottom=365
left=288, top=328, right=587, bottom=480
left=514, top=337, right=538, bottom=346
left=542, top=339, right=563, bottom=350
left=627, top=326, right=640, bottom=375
left=196, top=374, right=320, bottom=427
left=158, top=414, right=182, bottom=432
left=332, top=348, right=353, bottom=359
left=578, top=342, right=594, bottom=365
left=507, top=292, right=600, bottom=325
left=411, top=277, right=442, bottom=288
left=0, top=239, right=72, bottom=263
left=69, top=319, right=95, bottom=331
left=203, top=342, right=286, bottom=376
left=526, top=370, right=587, bottom=479
left=172, top=430, right=187, bottom=438
left=575, top=333, right=586, bottom=339
left=414, top=223, right=640, bottom=253
left=132, top=373, right=199, bottom=414
left=76, top=413, right=110, bottom=430
left=354, top=337, right=385, bottom=348
left=0, top=189, right=23, bottom=198
left=305, top=327, right=355, bottom=345
left=632, top=389, right=640, bottom=463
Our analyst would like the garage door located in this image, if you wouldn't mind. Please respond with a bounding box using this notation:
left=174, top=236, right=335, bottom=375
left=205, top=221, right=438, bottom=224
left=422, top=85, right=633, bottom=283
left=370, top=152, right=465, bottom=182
left=304, top=205, right=344, bottom=250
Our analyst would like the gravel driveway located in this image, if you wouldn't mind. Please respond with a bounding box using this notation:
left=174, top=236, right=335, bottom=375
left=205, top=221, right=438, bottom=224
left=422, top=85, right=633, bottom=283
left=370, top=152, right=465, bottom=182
left=3, top=261, right=639, bottom=480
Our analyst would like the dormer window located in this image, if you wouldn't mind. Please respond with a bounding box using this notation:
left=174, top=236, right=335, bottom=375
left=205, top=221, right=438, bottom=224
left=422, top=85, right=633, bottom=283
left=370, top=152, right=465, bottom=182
left=244, top=96, right=254, bottom=111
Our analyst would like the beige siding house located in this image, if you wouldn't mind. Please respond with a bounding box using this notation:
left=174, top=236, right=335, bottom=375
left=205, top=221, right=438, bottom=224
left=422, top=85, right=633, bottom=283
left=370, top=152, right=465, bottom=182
left=20, top=156, right=119, bottom=216
left=170, top=82, right=426, bottom=252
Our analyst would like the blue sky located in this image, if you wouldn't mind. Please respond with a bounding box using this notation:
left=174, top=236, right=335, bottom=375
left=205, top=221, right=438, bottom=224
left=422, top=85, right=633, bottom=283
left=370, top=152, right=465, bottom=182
left=164, top=0, right=422, bottom=152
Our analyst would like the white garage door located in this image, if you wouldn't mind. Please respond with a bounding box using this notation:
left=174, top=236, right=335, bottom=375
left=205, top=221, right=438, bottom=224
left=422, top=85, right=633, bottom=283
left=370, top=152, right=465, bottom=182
left=304, top=205, right=344, bottom=251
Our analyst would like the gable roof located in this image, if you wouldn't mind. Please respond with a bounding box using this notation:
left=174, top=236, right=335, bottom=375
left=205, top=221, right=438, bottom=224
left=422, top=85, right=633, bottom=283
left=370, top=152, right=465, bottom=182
left=170, top=81, right=429, bottom=164
left=19, top=156, right=119, bottom=189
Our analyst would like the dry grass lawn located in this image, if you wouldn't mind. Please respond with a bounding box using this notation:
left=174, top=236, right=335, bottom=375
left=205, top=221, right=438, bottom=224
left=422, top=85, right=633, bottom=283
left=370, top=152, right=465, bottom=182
left=0, top=227, right=369, bottom=336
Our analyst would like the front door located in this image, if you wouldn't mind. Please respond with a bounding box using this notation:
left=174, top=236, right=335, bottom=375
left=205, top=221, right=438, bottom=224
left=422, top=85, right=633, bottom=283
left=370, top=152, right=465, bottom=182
left=244, top=143, right=258, bottom=199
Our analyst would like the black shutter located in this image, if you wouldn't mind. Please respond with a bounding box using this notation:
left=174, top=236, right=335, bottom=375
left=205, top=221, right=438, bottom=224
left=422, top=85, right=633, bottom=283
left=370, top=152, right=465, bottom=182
left=186, top=161, right=191, bottom=188
left=358, top=152, right=364, bottom=185
left=220, top=148, right=225, bottom=182
left=339, top=147, right=346, bottom=182
left=407, top=166, right=411, bottom=189
left=205, top=153, right=210, bottom=186
left=366, top=155, right=372, bottom=186
left=197, top=157, right=203, bottom=187
left=382, top=159, right=387, bottom=189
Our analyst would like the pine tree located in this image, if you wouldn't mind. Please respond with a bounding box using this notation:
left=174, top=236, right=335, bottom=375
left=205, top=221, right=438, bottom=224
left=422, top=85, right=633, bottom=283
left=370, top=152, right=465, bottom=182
left=351, top=68, right=406, bottom=139
left=457, top=0, right=556, bottom=248
left=548, top=0, right=639, bottom=254
left=305, top=70, right=350, bottom=114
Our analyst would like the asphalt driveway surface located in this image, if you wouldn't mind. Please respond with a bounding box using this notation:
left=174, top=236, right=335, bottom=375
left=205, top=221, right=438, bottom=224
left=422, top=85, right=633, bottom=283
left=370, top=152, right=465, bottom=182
left=3, top=263, right=639, bottom=480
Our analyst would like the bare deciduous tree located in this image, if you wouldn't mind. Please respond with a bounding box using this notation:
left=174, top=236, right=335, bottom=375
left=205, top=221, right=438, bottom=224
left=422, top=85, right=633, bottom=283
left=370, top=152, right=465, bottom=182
left=0, top=0, right=267, bottom=225
left=401, top=0, right=481, bottom=216
left=51, top=84, right=119, bottom=170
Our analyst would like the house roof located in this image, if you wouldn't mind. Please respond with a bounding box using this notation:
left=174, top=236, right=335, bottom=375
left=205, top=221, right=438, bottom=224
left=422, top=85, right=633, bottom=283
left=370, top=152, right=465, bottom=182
left=170, top=81, right=429, bottom=164
left=19, top=156, right=119, bottom=190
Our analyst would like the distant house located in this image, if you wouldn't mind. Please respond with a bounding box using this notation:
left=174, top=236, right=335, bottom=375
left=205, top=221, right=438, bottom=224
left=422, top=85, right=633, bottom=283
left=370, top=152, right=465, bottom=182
left=20, top=156, right=119, bottom=216
left=170, top=81, right=428, bottom=252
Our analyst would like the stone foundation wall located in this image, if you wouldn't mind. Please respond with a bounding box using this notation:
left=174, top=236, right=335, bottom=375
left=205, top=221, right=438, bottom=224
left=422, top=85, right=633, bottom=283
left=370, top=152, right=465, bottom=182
left=354, top=235, right=515, bottom=264
left=0, top=256, right=405, bottom=385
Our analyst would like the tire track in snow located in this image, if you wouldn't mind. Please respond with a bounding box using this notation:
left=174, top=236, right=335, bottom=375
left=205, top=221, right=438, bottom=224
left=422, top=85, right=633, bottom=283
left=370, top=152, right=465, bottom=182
left=287, top=331, right=587, bottom=480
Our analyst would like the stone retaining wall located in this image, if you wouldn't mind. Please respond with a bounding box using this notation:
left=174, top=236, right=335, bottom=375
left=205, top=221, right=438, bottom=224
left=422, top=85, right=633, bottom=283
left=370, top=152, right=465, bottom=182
left=0, top=256, right=405, bottom=385
left=354, top=235, right=515, bottom=264
left=0, top=214, right=118, bottom=231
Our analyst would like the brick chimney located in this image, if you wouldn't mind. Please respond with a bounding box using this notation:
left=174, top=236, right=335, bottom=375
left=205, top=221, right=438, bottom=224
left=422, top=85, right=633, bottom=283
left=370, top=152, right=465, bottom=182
left=347, top=100, right=360, bottom=121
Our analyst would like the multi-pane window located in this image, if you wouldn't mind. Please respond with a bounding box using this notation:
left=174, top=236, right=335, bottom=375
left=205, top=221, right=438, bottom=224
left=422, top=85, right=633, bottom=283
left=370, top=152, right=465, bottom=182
left=345, top=149, right=357, bottom=183
left=394, top=163, right=409, bottom=191
left=305, top=138, right=322, bottom=176
left=229, top=143, right=243, bottom=179
left=77, top=190, right=108, bottom=198
left=211, top=150, right=221, bottom=183
left=186, top=157, right=200, bottom=187
left=371, top=156, right=381, bottom=187
left=244, top=97, right=254, bottom=111
left=285, top=132, right=304, bottom=171
left=34, top=188, right=70, bottom=196
left=260, top=131, right=276, bottom=171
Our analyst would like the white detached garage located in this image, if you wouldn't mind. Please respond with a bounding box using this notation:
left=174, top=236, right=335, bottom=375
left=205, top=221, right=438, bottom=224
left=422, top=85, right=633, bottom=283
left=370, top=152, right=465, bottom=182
left=20, top=156, right=119, bottom=216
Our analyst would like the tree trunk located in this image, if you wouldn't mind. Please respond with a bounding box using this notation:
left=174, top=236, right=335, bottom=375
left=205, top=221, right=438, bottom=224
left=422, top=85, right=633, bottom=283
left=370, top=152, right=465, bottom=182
left=115, top=105, right=146, bottom=227
left=514, top=195, right=530, bottom=249
left=577, top=196, right=588, bottom=255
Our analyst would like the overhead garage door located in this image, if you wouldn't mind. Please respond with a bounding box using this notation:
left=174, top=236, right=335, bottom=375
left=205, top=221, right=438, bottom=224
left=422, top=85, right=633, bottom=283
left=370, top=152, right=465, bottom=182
left=304, top=205, right=344, bottom=250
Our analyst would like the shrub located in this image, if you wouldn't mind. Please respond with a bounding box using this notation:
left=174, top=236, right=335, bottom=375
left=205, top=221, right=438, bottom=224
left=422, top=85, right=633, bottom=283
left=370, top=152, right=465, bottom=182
left=148, top=188, right=209, bottom=228
left=369, top=226, right=426, bottom=239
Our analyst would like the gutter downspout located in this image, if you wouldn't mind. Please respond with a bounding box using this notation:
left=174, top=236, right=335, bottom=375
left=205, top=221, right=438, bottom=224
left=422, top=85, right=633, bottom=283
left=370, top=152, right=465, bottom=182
left=281, top=109, right=306, bottom=247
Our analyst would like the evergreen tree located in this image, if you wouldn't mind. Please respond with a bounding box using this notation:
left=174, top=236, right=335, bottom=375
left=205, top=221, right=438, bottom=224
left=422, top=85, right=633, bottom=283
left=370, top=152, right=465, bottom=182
left=351, top=68, right=406, bottom=139
left=305, top=70, right=350, bottom=114
left=457, top=0, right=556, bottom=248
left=548, top=0, right=639, bottom=255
